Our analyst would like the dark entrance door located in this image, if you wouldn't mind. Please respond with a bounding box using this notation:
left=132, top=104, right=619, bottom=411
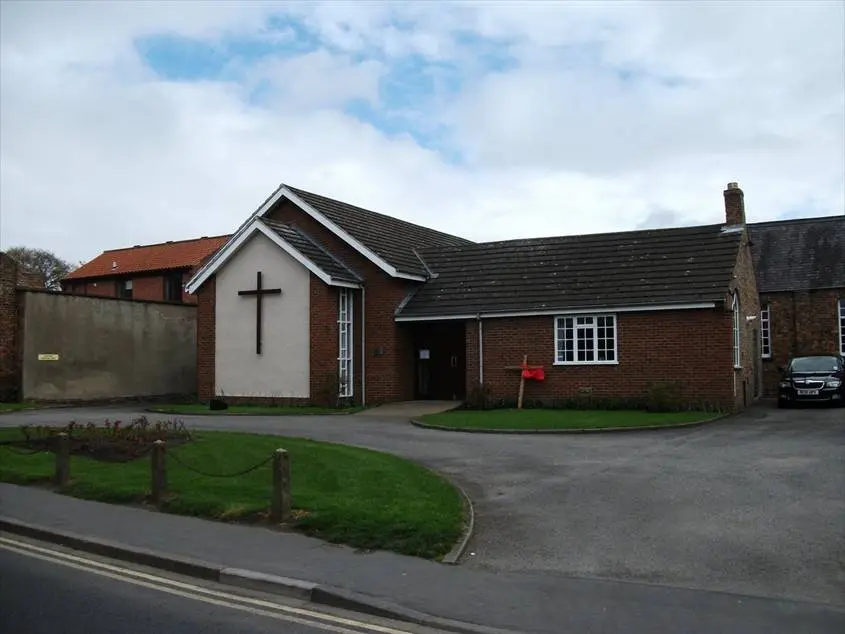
left=413, top=321, right=466, bottom=400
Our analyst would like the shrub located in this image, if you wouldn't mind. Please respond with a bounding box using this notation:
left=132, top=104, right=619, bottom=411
left=464, top=382, right=492, bottom=410
left=11, top=416, right=192, bottom=462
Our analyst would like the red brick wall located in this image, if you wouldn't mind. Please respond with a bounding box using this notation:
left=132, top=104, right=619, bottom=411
left=64, top=271, right=195, bottom=304
left=728, top=229, right=762, bottom=409
left=196, top=276, right=216, bottom=400
left=467, top=308, right=737, bottom=411
left=0, top=253, right=21, bottom=400
left=309, top=275, right=340, bottom=402
left=760, top=288, right=844, bottom=396
left=267, top=199, right=418, bottom=404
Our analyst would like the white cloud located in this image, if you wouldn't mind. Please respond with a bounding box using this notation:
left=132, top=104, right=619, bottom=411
left=247, top=50, right=384, bottom=109
left=0, top=0, right=842, bottom=267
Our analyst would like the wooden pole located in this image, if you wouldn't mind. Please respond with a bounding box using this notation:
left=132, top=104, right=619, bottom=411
left=271, top=448, right=292, bottom=523
left=517, top=354, right=527, bottom=410
left=151, top=440, right=167, bottom=505
left=54, top=432, right=70, bottom=487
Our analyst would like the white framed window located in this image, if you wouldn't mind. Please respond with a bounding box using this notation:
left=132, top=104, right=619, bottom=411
left=338, top=289, right=353, bottom=398
left=760, top=304, right=771, bottom=358
left=732, top=292, right=741, bottom=368
left=554, top=314, right=617, bottom=365
left=839, top=299, right=844, bottom=356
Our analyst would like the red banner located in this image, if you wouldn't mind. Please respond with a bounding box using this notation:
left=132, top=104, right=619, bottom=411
left=522, top=367, right=545, bottom=380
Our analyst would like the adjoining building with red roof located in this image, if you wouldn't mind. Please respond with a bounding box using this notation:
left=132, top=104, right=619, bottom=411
left=62, top=235, right=230, bottom=304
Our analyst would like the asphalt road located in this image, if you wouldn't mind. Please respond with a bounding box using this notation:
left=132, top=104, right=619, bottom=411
left=0, top=538, right=441, bottom=634
left=2, top=403, right=843, bottom=606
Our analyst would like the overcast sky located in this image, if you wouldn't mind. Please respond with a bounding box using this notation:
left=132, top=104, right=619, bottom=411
left=1, top=0, right=843, bottom=265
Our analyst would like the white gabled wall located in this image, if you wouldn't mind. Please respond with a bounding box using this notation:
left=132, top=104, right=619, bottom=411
left=215, top=232, right=310, bottom=398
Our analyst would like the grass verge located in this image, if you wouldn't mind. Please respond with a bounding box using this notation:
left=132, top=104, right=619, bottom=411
left=0, top=428, right=463, bottom=560
left=147, top=404, right=364, bottom=416
left=0, top=402, right=41, bottom=413
left=419, top=408, right=716, bottom=430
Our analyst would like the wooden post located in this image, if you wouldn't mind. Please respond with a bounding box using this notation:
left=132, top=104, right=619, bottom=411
left=150, top=440, right=167, bottom=505
left=517, top=354, right=527, bottom=409
left=271, top=448, right=291, bottom=523
left=54, top=432, right=70, bottom=487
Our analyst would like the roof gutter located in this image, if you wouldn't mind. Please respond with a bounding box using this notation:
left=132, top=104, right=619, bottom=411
left=395, top=301, right=718, bottom=322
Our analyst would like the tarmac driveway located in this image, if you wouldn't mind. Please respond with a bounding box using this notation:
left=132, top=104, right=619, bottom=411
left=2, top=404, right=843, bottom=606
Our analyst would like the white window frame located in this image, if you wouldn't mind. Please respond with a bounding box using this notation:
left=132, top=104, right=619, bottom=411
left=732, top=292, right=741, bottom=368
left=760, top=304, right=771, bottom=359
left=338, top=288, right=354, bottom=398
left=839, top=298, right=844, bottom=356
left=554, top=313, right=618, bottom=365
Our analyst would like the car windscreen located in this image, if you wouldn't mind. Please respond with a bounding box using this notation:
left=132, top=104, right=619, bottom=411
left=790, top=357, right=840, bottom=373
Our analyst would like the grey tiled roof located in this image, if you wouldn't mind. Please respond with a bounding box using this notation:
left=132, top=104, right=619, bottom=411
left=748, top=215, right=845, bottom=292
left=397, top=224, right=743, bottom=318
left=261, top=219, right=362, bottom=284
left=285, top=185, right=473, bottom=278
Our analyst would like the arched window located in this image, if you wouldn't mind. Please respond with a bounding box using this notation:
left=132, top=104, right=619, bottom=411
left=732, top=292, right=741, bottom=368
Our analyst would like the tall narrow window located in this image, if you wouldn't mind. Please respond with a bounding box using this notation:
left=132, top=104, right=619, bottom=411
left=163, top=272, right=183, bottom=302
left=839, top=299, right=844, bottom=356
left=338, top=289, right=353, bottom=398
left=760, top=304, right=771, bottom=358
left=732, top=292, right=741, bottom=368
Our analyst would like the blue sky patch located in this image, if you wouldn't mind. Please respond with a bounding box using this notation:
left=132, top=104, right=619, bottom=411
left=136, top=17, right=321, bottom=82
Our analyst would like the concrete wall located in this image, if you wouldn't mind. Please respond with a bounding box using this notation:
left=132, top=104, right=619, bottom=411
left=20, top=290, right=196, bottom=401
left=214, top=232, right=310, bottom=398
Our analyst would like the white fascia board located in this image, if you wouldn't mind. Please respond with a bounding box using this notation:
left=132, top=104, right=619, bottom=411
left=393, top=302, right=718, bottom=322
left=185, top=185, right=288, bottom=293
left=255, top=223, right=362, bottom=288
left=330, top=279, right=363, bottom=289
left=185, top=222, right=262, bottom=294
left=185, top=220, right=361, bottom=293
left=187, top=183, right=426, bottom=290
left=279, top=186, right=426, bottom=282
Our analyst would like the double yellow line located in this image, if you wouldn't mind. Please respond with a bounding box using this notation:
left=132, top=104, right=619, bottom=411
left=0, top=536, right=424, bottom=634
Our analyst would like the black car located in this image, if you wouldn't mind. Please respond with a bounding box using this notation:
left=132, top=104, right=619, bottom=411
left=778, top=354, right=845, bottom=407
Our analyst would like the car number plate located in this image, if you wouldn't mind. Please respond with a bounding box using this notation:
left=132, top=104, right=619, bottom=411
left=797, top=389, right=819, bottom=396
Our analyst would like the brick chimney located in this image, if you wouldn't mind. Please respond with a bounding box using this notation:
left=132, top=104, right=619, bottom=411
left=724, top=182, right=746, bottom=225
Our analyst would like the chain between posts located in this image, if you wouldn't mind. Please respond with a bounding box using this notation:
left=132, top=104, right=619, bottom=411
left=167, top=449, right=275, bottom=478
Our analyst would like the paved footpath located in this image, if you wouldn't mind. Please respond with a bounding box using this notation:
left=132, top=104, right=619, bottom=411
left=1, top=484, right=842, bottom=634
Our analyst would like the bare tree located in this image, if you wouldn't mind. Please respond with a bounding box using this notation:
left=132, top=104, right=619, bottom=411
left=5, top=246, right=74, bottom=290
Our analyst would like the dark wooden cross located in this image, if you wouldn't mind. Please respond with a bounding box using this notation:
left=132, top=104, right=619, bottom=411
left=237, top=271, right=282, bottom=355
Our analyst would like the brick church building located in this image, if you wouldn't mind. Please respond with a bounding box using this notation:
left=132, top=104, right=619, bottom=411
left=185, top=181, right=844, bottom=412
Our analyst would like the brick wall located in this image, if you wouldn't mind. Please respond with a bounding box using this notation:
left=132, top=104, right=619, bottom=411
left=760, top=288, right=844, bottom=396
left=196, top=276, right=216, bottom=400
left=0, top=253, right=20, bottom=400
left=309, top=275, right=340, bottom=402
left=466, top=308, right=737, bottom=411
left=728, top=229, right=762, bottom=408
left=64, top=271, right=195, bottom=304
left=267, top=199, right=418, bottom=404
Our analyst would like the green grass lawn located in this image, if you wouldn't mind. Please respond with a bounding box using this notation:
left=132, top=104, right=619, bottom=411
left=0, top=428, right=463, bottom=560
left=420, top=408, right=716, bottom=430
left=147, top=403, right=364, bottom=416
left=0, top=402, right=39, bottom=413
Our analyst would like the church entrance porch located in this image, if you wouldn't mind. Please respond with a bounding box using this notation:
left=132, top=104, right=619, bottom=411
left=409, top=320, right=467, bottom=401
